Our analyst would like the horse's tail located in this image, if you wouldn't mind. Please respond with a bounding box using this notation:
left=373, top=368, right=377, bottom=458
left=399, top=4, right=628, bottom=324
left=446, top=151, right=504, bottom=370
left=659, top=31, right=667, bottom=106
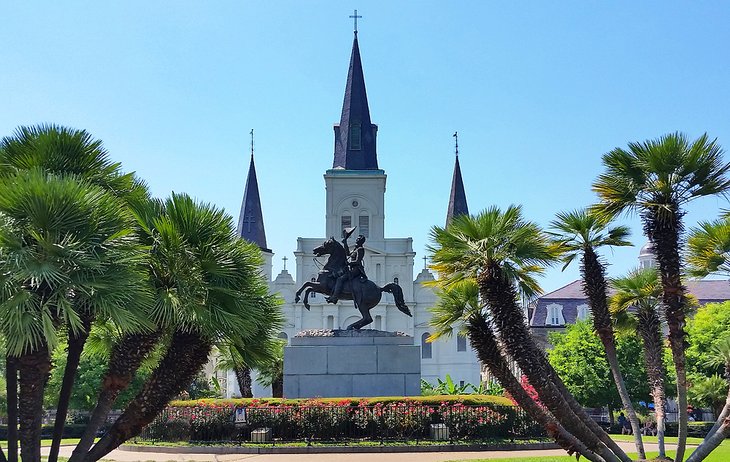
left=381, top=283, right=412, bottom=317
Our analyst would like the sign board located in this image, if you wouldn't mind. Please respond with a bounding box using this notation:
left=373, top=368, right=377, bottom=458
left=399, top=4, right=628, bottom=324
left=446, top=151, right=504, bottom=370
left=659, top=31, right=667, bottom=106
left=234, top=407, right=247, bottom=424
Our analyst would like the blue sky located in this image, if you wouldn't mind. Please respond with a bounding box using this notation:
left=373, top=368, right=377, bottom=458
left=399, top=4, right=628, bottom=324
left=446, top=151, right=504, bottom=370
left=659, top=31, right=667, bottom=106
left=1, top=1, right=729, bottom=293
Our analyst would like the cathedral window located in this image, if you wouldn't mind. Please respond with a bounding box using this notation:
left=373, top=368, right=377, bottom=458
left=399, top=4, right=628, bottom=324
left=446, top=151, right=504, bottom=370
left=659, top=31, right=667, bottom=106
left=358, top=214, right=369, bottom=238
left=349, top=123, right=362, bottom=150
left=457, top=334, right=467, bottom=352
left=341, top=215, right=352, bottom=233
left=421, top=333, right=432, bottom=359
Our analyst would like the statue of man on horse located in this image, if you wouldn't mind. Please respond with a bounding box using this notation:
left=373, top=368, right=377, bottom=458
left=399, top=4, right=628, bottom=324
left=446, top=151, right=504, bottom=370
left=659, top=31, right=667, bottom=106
left=294, top=227, right=412, bottom=330
left=326, top=227, right=366, bottom=304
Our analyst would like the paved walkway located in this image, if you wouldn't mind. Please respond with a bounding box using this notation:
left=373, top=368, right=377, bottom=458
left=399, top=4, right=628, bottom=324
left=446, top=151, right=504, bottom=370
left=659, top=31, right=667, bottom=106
left=45, top=441, right=667, bottom=461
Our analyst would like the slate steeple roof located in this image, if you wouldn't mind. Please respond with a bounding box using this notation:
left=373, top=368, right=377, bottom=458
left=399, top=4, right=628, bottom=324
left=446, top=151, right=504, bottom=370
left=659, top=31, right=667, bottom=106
left=446, top=140, right=469, bottom=226
left=333, top=34, right=379, bottom=170
left=237, top=152, right=270, bottom=252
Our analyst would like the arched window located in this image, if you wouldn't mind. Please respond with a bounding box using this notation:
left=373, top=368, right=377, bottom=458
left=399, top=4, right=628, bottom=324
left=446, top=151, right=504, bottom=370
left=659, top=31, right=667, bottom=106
left=278, top=332, right=288, bottom=343
left=358, top=213, right=369, bottom=238
left=341, top=213, right=352, bottom=233
left=457, top=334, right=467, bottom=352
left=421, top=333, right=432, bottom=359
left=326, top=315, right=334, bottom=330
left=374, top=315, right=382, bottom=330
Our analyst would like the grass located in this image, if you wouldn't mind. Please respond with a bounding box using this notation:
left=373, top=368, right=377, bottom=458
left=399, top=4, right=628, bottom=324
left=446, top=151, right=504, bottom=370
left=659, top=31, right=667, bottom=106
left=446, top=439, right=730, bottom=462
left=1, top=438, right=84, bottom=447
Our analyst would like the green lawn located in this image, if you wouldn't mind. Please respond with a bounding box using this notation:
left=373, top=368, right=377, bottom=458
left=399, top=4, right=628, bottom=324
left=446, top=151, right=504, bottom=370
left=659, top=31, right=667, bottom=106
left=447, top=439, right=730, bottom=462
left=1, top=438, right=90, bottom=447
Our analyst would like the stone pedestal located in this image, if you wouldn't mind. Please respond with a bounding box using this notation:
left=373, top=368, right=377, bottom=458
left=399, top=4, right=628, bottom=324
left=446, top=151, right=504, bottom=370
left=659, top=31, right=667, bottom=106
left=283, top=329, right=421, bottom=398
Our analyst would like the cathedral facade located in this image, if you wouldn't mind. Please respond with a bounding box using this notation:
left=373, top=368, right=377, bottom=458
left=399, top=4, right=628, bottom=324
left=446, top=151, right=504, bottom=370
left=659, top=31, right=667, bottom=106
left=224, top=32, right=482, bottom=397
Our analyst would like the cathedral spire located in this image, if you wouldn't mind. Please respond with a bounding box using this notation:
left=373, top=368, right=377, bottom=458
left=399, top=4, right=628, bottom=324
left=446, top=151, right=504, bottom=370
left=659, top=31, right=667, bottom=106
left=333, top=30, right=379, bottom=170
left=237, top=129, right=270, bottom=252
left=446, top=132, right=469, bottom=226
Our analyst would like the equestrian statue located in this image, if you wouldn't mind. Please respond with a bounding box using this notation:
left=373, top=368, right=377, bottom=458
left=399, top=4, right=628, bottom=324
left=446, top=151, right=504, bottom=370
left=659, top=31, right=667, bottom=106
left=294, top=228, right=412, bottom=330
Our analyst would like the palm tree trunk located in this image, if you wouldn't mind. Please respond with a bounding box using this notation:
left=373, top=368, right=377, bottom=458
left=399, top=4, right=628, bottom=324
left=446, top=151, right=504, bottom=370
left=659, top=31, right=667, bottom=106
left=17, top=345, right=52, bottom=462
left=582, top=248, right=645, bottom=458
left=685, top=388, right=730, bottom=462
left=48, top=317, right=92, bottom=462
left=7, top=356, right=19, bottom=462
left=637, top=305, right=668, bottom=459
left=234, top=365, right=253, bottom=398
left=644, top=205, right=690, bottom=462
left=83, top=331, right=212, bottom=462
left=272, top=373, right=283, bottom=398
left=68, top=331, right=160, bottom=462
left=477, top=263, right=628, bottom=462
left=466, top=314, right=607, bottom=462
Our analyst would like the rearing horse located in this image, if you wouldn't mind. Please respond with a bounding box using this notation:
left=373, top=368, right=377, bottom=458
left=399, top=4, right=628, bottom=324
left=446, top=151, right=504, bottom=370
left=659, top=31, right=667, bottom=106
left=294, top=237, right=412, bottom=330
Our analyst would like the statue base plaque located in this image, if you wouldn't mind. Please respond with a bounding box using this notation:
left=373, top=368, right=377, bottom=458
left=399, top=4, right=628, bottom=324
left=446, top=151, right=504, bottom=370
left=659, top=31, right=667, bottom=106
left=283, top=329, right=421, bottom=398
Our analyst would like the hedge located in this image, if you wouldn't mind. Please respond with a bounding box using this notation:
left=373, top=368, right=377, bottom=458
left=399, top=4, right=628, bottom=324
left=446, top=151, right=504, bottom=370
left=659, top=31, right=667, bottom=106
left=142, top=395, right=538, bottom=443
left=167, top=394, right=514, bottom=408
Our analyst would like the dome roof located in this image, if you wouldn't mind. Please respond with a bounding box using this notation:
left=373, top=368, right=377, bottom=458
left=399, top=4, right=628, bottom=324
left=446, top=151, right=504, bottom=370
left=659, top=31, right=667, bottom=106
left=639, top=241, right=655, bottom=257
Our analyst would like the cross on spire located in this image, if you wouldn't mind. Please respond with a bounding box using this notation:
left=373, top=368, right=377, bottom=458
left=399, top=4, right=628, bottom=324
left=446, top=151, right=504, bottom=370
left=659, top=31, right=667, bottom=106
left=282, top=256, right=288, bottom=270
left=250, top=128, right=254, bottom=159
left=350, top=9, right=362, bottom=35
left=453, top=131, right=459, bottom=158
left=423, top=255, right=428, bottom=270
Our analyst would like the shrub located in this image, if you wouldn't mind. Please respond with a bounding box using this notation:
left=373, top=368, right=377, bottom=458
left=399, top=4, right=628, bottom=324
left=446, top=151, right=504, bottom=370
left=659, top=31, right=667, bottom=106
left=142, top=395, right=521, bottom=443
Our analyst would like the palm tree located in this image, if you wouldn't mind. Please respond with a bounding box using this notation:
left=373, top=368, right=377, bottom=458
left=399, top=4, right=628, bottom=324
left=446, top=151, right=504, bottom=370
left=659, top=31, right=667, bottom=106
left=592, top=132, right=730, bottom=462
left=687, top=217, right=730, bottom=278
left=0, top=124, right=150, bottom=462
left=686, top=337, right=730, bottom=462
left=254, top=339, right=286, bottom=398
left=429, top=206, right=630, bottom=462
left=81, top=194, right=283, bottom=462
left=428, top=279, right=605, bottom=462
left=610, top=267, right=668, bottom=459
left=216, top=344, right=254, bottom=398
left=0, top=170, right=150, bottom=462
left=550, top=209, right=644, bottom=458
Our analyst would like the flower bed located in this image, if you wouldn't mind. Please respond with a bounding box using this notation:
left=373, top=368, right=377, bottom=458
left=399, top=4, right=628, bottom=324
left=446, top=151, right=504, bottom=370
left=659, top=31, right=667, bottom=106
left=140, top=395, right=542, bottom=443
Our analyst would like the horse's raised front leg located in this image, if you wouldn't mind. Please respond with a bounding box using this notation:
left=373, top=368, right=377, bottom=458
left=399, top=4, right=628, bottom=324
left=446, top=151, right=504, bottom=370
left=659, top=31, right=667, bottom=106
left=294, top=282, right=315, bottom=303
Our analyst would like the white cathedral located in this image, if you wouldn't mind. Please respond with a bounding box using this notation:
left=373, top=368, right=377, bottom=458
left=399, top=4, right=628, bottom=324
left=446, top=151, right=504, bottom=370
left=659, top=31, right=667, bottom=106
left=220, top=31, right=482, bottom=398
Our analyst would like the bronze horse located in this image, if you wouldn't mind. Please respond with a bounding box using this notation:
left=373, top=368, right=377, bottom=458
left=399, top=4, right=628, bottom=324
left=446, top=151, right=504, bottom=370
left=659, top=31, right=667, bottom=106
left=294, top=237, right=412, bottom=330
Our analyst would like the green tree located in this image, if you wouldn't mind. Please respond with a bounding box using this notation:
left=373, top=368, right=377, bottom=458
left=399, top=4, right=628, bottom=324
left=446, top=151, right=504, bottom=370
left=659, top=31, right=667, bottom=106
left=687, top=338, right=730, bottom=462
left=686, top=301, right=730, bottom=379
left=687, top=216, right=730, bottom=278
left=610, top=267, right=669, bottom=458
left=548, top=320, right=650, bottom=409
left=0, top=169, right=150, bottom=462
left=0, top=124, right=151, bottom=462
left=592, top=132, right=730, bottom=461
left=81, top=194, right=283, bottom=462
left=549, top=209, right=644, bottom=457
left=254, top=340, right=285, bottom=398
left=430, top=207, right=628, bottom=462
left=43, top=342, right=150, bottom=412
left=689, top=375, right=728, bottom=419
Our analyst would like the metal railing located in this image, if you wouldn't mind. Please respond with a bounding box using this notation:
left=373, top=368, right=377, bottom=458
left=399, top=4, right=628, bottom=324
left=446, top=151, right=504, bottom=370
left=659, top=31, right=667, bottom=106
left=138, top=403, right=544, bottom=444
